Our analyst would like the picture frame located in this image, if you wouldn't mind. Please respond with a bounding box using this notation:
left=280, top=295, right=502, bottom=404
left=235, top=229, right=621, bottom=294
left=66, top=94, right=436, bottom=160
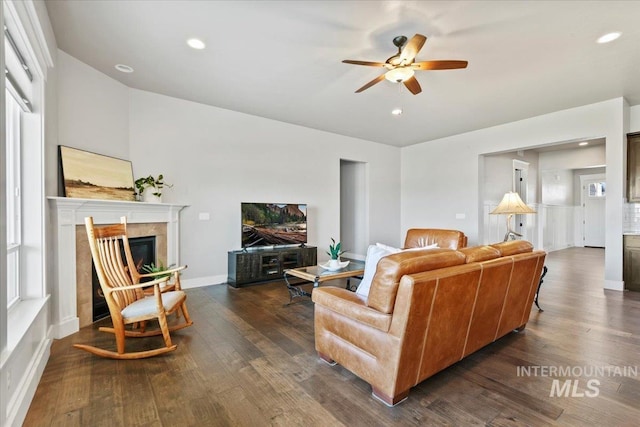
left=59, top=145, right=136, bottom=201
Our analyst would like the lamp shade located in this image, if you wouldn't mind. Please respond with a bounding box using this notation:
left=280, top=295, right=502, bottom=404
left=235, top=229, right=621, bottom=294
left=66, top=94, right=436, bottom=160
left=385, top=67, right=415, bottom=82
left=490, top=192, right=536, bottom=215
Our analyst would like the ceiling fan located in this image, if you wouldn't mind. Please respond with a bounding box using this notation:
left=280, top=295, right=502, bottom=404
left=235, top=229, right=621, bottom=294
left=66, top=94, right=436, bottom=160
left=342, top=34, right=468, bottom=95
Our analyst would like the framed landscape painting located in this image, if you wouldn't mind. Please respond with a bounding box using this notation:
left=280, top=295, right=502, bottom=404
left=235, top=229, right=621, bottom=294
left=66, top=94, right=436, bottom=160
left=59, top=146, right=136, bottom=201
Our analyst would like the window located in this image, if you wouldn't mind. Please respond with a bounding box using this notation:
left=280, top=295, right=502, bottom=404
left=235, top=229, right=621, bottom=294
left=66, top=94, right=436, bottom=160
left=5, top=90, right=22, bottom=308
left=588, top=182, right=606, bottom=198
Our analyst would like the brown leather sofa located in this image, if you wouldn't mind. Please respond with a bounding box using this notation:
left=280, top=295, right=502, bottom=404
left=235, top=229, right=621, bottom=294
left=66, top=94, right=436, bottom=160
left=404, top=228, right=468, bottom=249
left=312, top=240, right=545, bottom=406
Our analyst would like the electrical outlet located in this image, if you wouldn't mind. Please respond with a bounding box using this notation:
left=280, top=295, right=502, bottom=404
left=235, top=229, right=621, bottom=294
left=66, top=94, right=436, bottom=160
left=456, top=213, right=466, bottom=220
left=198, top=212, right=210, bottom=221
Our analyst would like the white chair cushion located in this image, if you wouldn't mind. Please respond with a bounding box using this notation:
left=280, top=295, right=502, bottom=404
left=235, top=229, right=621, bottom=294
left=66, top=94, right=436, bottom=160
left=121, top=290, right=185, bottom=319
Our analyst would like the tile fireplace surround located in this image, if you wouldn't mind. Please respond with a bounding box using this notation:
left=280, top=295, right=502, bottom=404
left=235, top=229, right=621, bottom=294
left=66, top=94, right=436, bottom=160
left=48, top=197, right=187, bottom=339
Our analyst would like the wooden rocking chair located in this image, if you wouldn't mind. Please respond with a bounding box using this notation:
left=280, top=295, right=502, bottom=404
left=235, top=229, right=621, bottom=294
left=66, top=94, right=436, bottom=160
left=74, top=216, right=193, bottom=359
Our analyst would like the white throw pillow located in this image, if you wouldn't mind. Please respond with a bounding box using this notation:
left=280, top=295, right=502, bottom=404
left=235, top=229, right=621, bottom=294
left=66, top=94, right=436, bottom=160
left=404, top=242, right=439, bottom=251
left=356, top=245, right=399, bottom=298
left=375, top=242, right=402, bottom=253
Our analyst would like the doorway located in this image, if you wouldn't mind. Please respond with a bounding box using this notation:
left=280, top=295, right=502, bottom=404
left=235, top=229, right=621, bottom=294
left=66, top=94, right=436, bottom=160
left=340, top=160, right=368, bottom=256
left=513, top=160, right=529, bottom=236
left=480, top=138, right=606, bottom=252
left=581, top=174, right=606, bottom=247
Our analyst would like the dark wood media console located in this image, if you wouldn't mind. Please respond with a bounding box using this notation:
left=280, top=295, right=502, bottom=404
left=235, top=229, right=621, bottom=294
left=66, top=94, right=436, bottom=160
left=227, top=246, right=317, bottom=287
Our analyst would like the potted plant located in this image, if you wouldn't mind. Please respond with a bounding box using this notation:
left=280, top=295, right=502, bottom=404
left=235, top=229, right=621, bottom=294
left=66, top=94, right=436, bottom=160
left=141, top=262, right=173, bottom=279
left=326, top=237, right=346, bottom=268
left=134, top=174, right=172, bottom=203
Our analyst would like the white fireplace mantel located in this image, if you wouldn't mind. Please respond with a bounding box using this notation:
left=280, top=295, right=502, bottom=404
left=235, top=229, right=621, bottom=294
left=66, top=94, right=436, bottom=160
left=47, top=197, right=188, bottom=338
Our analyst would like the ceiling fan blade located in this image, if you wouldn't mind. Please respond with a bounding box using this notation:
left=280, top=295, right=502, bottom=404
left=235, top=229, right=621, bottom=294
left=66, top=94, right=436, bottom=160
left=342, top=60, right=387, bottom=67
left=399, top=34, right=427, bottom=65
left=355, top=73, right=386, bottom=93
left=403, top=76, right=422, bottom=95
left=412, top=60, right=468, bottom=70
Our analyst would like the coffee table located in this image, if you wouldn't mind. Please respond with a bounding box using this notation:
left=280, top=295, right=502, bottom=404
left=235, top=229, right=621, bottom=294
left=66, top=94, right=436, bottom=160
left=283, top=260, right=365, bottom=305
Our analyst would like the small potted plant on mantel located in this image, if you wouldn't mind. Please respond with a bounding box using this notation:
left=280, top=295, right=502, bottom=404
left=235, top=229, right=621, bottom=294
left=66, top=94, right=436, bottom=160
left=134, top=174, right=172, bottom=203
left=327, top=237, right=346, bottom=269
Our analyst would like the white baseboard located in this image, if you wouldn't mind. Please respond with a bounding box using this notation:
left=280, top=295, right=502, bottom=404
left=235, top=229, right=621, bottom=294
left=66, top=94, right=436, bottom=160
left=52, top=317, right=80, bottom=339
left=6, top=336, right=51, bottom=427
left=181, top=275, right=227, bottom=289
left=605, top=280, right=625, bottom=291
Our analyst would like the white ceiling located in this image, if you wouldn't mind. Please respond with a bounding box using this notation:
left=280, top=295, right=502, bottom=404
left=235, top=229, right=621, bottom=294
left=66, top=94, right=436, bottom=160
left=45, top=0, right=640, bottom=147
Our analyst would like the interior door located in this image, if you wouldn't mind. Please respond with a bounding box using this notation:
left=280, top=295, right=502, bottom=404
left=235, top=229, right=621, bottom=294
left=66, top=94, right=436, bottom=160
left=583, top=178, right=606, bottom=247
left=514, top=167, right=527, bottom=236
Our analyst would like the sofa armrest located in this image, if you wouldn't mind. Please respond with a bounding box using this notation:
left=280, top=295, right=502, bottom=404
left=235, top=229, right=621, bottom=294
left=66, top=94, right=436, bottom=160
left=312, top=287, right=393, bottom=332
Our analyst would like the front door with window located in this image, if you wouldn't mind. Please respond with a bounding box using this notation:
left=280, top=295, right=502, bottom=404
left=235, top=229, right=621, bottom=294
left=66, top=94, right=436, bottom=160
left=583, top=178, right=606, bottom=248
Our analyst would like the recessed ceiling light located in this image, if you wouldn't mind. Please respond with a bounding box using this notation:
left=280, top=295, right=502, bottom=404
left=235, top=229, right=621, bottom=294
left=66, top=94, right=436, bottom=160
left=114, top=64, right=134, bottom=73
left=187, top=38, right=206, bottom=50
left=597, top=32, right=621, bottom=44
left=579, top=142, right=589, bottom=146
left=391, top=108, right=403, bottom=116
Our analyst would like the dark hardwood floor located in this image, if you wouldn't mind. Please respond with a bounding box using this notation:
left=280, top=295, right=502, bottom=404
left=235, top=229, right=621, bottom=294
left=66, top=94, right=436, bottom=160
left=23, top=247, right=640, bottom=426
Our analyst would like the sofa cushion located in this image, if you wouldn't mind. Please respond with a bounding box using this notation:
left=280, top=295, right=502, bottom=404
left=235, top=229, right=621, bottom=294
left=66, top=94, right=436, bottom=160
left=459, top=245, right=501, bottom=263
left=367, top=249, right=466, bottom=314
left=490, top=240, right=533, bottom=256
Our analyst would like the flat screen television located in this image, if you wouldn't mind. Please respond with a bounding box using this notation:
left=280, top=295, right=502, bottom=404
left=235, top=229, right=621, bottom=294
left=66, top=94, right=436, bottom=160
left=241, top=202, right=307, bottom=248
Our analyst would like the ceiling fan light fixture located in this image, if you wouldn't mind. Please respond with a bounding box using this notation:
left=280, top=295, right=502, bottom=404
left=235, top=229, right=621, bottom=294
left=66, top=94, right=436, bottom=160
left=385, top=67, right=414, bottom=83
left=391, top=108, right=403, bottom=116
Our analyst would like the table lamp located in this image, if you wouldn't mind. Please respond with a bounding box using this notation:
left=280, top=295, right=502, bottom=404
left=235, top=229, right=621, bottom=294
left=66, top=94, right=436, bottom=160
left=490, top=192, right=536, bottom=241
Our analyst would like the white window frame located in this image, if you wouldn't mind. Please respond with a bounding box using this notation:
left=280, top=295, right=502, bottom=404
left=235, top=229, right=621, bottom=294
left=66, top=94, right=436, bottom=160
left=5, top=90, right=21, bottom=308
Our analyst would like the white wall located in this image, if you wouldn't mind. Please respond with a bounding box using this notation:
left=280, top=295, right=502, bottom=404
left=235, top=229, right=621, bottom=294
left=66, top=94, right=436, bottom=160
left=401, top=98, right=628, bottom=290
left=538, top=144, right=606, bottom=171
left=540, top=170, right=574, bottom=205
left=631, top=105, right=640, bottom=131
left=57, top=50, right=129, bottom=160
left=128, top=89, right=401, bottom=283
